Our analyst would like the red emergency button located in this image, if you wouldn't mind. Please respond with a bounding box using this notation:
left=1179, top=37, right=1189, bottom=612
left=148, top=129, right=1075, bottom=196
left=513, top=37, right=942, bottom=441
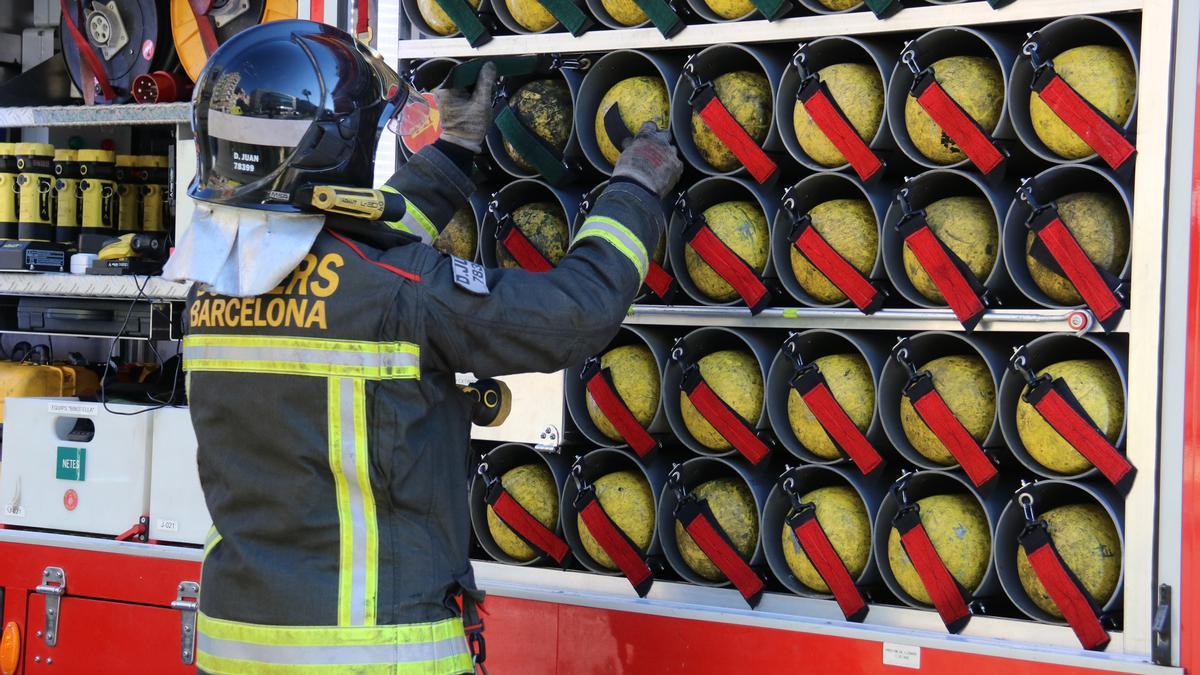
left=63, top=489, right=79, bottom=511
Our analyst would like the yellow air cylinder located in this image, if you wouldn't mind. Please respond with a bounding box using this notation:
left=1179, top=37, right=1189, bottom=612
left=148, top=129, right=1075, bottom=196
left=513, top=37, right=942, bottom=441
left=15, top=143, right=55, bottom=242
left=53, top=150, right=81, bottom=245
left=78, top=149, right=118, bottom=236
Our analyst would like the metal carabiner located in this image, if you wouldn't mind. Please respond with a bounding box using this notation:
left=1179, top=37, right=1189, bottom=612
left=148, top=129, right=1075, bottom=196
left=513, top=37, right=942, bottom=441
left=477, top=462, right=498, bottom=490
left=667, top=463, right=689, bottom=502
left=1018, top=491, right=1037, bottom=526
left=570, top=456, right=589, bottom=492
left=900, top=42, right=922, bottom=76
left=891, top=337, right=920, bottom=381
left=892, top=470, right=915, bottom=511
left=1021, top=34, right=1048, bottom=71
left=1009, top=346, right=1043, bottom=388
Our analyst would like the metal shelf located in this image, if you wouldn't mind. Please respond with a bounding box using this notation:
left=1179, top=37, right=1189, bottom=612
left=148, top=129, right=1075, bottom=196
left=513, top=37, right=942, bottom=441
left=0, top=102, right=190, bottom=128
left=625, top=305, right=1127, bottom=333
left=0, top=273, right=191, bottom=301
left=472, top=562, right=1175, bottom=673
left=396, top=0, right=1143, bottom=59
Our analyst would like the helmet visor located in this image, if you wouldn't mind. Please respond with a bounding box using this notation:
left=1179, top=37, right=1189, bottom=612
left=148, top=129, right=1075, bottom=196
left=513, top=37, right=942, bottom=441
left=385, top=81, right=440, bottom=153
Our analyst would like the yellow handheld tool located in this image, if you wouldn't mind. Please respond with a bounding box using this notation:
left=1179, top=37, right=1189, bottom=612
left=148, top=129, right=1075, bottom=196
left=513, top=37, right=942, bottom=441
left=310, top=185, right=408, bottom=221
left=115, top=155, right=142, bottom=233
left=54, top=149, right=81, bottom=245
left=16, top=143, right=55, bottom=242
left=0, top=143, right=18, bottom=239
left=78, top=149, right=118, bottom=235
left=138, top=155, right=169, bottom=232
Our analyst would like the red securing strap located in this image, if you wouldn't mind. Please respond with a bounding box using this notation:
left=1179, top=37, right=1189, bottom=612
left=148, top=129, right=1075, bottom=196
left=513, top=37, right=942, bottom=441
left=797, top=79, right=884, bottom=182
left=894, top=507, right=972, bottom=633
left=60, top=0, right=117, bottom=102
left=187, top=0, right=221, bottom=56
left=792, top=368, right=883, bottom=475
left=1033, top=70, right=1135, bottom=171
left=1020, top=523, right=1110, bottom=650
left=685, top=223, right=770, bottom=314
left=676, top=498, right=764, bottom=605
left=791, top=219, right=884, bottom=314
left=681, top=376, right=770, bottom=465
left=1025, top=378, right=1135, bottom=491
left=644, top=261, right=675, bottom=300
left=912, top=74, right=1005, bottom=176
left=356, top=0, right=372, bottom=39
left=906, top=375, right=998, bottom=489
left=788, top=508, right=868, bottom=622
left=500, top=221, right=554, bottom=273
left=584, top=366, right=657, bottom=458
left=489, top=488, right=570, bottom=564
left=579, top=496, right=654, bottom=596
left=900, top=218, right=987, bottom=330
left=1030, top=208, right=1123, bottom=324
left=694, top=88, right=778, bottom=184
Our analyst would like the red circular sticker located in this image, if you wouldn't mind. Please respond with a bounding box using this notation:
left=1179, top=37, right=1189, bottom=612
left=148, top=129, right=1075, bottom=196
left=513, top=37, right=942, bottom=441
left=141, top=40, right=155, bottom=62
left=400, top=92, right=442, bottom=154
left=63, top=490, right=78, bottom=511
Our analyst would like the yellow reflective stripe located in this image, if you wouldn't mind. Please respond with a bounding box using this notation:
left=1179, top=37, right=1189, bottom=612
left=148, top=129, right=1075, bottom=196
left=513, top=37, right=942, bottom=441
left=185, top=334, right=419, bottom=355
left=573, top=215, right=649, bottom=281
left=195, top=614, right=472, bottom=674
left=354, top=378, right=380, bottom=626
left=328, top=377, right=352, bottom=625
left=329, top=377, right=378, bottom=626
left=197, top=613, right=469, bottom=645
left=195, top=652, right=473, bottom=675
left=183, top=335, right=420, bottom=381
left=185, top=359, right=418, bottom=379
left=204, top=526, right=222, bottom=560
left=379, top=185, right=438, bottom=244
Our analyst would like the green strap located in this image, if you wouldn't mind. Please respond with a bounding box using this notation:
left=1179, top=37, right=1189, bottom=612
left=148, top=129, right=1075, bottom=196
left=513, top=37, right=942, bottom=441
left=630, top=0, right=683, bottom=38
left=493, top=106, right=572, bottom=186
left=444, top=55, right=551, bottom=89
left=532, top=0, right=593, bottom=36
left=749, top=0, right=788, bottom=21
left=864, top=0, right=901, bottom=19
left=986, top=0, right=1014, bottom=6
left=432, top=0, right=491, bottom=46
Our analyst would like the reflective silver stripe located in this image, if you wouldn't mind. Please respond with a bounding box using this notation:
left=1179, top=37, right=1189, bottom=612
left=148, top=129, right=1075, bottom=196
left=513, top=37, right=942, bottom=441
left=401, top=209, right=435, bottom=244
left=183, top=343, right=418, bottom=375
left=207, top=110, right=313, bottom=147
left=196, top=634, right=470, bottom=665
left=574, top=215, right=649, bottom=281
left=338, top=377, right=370, bottom=626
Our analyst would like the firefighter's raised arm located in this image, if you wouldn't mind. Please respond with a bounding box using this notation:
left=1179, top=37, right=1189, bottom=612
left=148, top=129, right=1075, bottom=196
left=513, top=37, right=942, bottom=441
left=409, top=123, right=684, bottom=378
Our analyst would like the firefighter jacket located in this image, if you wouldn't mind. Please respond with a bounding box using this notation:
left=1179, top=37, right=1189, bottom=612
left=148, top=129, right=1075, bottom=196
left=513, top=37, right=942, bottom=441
left=183, top=143, right=664, bottom=675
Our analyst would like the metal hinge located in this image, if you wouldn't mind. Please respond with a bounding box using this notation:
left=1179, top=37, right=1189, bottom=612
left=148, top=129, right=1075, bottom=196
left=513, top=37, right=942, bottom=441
left=1153, top=583, right=1172, bottom=666
left=171, top=581, right=200, bottom=665
left=34, top=566, right=65, bottom=647
left=534, top=425, right=561, bottom=452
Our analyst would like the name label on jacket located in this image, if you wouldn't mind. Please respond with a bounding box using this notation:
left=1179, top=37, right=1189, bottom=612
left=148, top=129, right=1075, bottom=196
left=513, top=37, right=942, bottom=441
left=190, top=253, right=343, bottom=330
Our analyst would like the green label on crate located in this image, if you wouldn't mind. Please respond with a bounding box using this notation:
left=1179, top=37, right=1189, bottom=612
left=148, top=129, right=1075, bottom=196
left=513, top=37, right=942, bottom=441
left=56, top=446, right=86, bottom=481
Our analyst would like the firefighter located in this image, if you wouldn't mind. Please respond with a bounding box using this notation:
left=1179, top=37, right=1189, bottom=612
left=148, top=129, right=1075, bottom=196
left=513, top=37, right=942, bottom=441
left=163, top=20, right=683, bottom=675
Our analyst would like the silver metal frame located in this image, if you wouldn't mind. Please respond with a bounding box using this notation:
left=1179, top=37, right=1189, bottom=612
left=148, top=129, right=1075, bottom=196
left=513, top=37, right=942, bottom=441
left=0, top=0, right=1184, bottom=668
left=409, top=0, right=1184, bottom=666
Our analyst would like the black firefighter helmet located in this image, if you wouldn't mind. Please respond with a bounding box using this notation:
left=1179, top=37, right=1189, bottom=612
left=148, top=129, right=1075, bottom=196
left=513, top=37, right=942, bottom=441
left=189, top=20, right=430, bottom=212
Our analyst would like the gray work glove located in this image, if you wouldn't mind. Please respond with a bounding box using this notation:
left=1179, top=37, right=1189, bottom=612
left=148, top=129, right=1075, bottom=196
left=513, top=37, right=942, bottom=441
left=612, top=121, right=684, bottom=199
left=434, top=62, right=498, bottom=154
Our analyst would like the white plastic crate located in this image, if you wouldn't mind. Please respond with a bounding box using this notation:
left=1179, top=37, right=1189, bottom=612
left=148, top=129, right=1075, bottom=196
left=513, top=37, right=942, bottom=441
left=149, top=406, right=210, bottom=544
left=0, top=397, right=154, bottom=536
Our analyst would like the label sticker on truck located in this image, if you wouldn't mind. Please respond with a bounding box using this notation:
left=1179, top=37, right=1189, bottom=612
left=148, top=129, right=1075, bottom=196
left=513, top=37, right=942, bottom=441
left=882, top=643, right=920, bottom=669
left=56, top=447, right=86, bottom=481
left=3, top=504, right=25, bottom=518
left=49, top=402, right=98, bottom=417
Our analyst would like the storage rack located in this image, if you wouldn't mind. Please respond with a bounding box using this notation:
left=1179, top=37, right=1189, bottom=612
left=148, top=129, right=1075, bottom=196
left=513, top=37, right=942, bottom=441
left=392, top=0, right=1188, bottom=670
left=0, top=0, right=1185, bottom=671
